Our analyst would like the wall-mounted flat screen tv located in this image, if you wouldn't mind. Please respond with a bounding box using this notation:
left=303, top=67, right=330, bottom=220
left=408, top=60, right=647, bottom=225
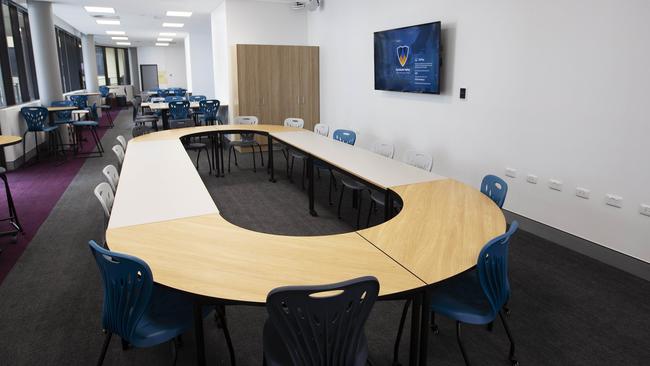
left=374, top=22, right=441, bottom=94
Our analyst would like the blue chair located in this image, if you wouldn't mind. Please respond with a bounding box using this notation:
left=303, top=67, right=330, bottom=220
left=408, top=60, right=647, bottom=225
left=393, top=222, right=520, bottom=366
left=264, top=276, right=379, bottom=366
left=72, top=104, right=104, bottom=156
left=189, top=95, right=207, bottom=102
left=481, top=175, right=508, bottom=208
left=168, top=100, right=192, bottom=124
left=69, top=94, right=88, bottom=109
left=88, top=240, right=218, bottom=365
left=50, top=101, right=76, bottom=125
left=98, top=86, right=114, bottom=128
left=199, top=99, right=221, bottom=126
left=20, top=106, right=64, bottom=164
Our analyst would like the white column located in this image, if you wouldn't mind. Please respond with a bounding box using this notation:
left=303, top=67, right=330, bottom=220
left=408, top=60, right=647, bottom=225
left=128, top=48, right=141, bottom=95
left=82, top=34, right=98, bottom=92
left=27, top=0, right=63, bottom=105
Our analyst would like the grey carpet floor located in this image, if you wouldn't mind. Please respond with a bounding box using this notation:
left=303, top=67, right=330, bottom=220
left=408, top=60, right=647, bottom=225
left=0, top=111, right=648, bottom=366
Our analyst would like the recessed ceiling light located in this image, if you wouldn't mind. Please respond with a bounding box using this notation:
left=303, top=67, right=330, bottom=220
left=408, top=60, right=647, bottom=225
left=96, top=19, right=120, bottom=25
left=105, top=30, right=125, bottom=35
left=166, top=11, right=192, bottom=17
left=84, top=6, right=115, bottom=14
left=159, top=32, right=176, bottom=36
left=157, top=38, right=173, bottom=42
left=156, top=43, right=169, bottom=47
left=116, top=42, right=131, bottom=46
left=162, top=23, right=184, bottom=28
left=112, top=36, right=128, bottom=40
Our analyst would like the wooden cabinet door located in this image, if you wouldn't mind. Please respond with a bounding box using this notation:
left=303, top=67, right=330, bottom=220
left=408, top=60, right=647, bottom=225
left=237, top=45, right=261, bottom=118
left=279, top=46, right=301, bottom=125
left=299, top=47, right=320, bottom=131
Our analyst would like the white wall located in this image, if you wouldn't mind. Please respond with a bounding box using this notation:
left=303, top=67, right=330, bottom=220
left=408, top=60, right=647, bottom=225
left=210, top=0, right=308, bottom=105
left=136, top=46, right=188, bottom=89
left=185, top=15, right=216, bottom=97
left=308, top=0, right=650, bottom=262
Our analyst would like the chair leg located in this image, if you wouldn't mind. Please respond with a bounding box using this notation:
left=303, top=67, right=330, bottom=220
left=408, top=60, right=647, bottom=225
left=97, top=332, right=112, bottom=366
left=301, top=160, right=306, bottom=190
left=431, top=311, right=439, bottom=334
left=366, top=200, right=375, bottom=228
left=337, top=185, right=345, bottom=219
left=22, top=132, right=28, bottom=166
left=34, top=133, right=39, bottom=161
left=94, top=127, right=105, bottom=153
left=258, top=144, right=264, bottom=167
left=196, top=149, right=202, bottom=169
left=228, top=146, right=233, bottom=173
left=2, top=173, right=23, bottom=233
left=356, top=190, right=364, bottom=229
left=205, top=148, right=212, bottom=175
left=328, top=173, right=334, bottom=206
left=392, top=299, right=411, bottom=366
left=456, top=321, right=472, bottom=366
left=216, top=307, right=237, bottom=366
left=170, top=339, right=178, bottom=366
left=289, top=156, right=295, bottom=182
left=499, top=311, right=518, bottom=365
left=252, top=146, right=257, bottom=173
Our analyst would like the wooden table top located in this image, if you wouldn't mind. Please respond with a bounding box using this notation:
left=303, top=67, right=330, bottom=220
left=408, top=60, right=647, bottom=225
left=47, top=106, right=77, bottom=112
left=107, top=125, right=506, bottom=302
left=0, top=135, right=22, bottom=147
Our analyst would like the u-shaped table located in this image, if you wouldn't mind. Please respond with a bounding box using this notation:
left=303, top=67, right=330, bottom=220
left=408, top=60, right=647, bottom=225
left=106, top=125, right=506, bottom=366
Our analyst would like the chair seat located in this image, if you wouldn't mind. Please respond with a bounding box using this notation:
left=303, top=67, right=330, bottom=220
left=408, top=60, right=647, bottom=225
left=370, top=191, right=385, bottom=206
left=341, top=177, right=368, bottom=191
left=289, top=151, right=306, bottom=160
left=73, top=120, right=99, bottom=127
left=53, top=119, right=76, bottom=125
left=263, top=320, right=368, bottom=366
left=41, top=125, right=59, bottom=133
left=429, top=269, right=495, bottom=325
left=129, top=285, right=196, bottom=348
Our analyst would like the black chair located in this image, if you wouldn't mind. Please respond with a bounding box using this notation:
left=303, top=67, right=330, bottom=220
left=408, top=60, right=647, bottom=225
left=264, top=276, right=379, bottom=366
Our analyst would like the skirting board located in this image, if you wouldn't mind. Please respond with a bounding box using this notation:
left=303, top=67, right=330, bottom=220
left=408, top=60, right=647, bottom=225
left=504, top=210, right=650, bottom=281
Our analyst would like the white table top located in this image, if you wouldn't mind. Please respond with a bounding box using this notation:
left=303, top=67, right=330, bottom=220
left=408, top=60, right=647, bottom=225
left=108, top=140, right=219, bottom=229
left=271, top=131, right=444, bottom=189
left=142, top=102, right=201, bottom=110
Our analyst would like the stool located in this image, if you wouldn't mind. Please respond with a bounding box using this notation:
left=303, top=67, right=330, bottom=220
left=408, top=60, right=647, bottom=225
left=0, top=167, right=23, bottom=245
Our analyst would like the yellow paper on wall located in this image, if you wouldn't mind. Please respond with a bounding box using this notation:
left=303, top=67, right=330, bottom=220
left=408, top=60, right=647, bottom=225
left=158, top=71, right=168, bottom=85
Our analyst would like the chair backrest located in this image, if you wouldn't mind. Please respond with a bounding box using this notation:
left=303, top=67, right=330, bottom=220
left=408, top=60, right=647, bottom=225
left=89, top=103, right=99, bottom=121
left=199, top=99, right=220, bottom=123
left=20, top=106, right=50, bottom=132
left=189, top=95, right=207, bottom=102
left=477, top=221, right=519, bottom=317
left=99, top=86, right=110, bottom=98
left=116, top=135, right=127, bottom=151
left=314, top=123, right=329, bottom=137
left=266, top=276, right=379, bottom=365
left=404, top=150, right=433, bottom=172
left=333, top=129, right=356, bottom=145
left=69, top=94, right=88, bottom=109
left=112, top=145, right=125, bottom=166
left=51, top=100, right=74, bottom=120
left=102, top=164, right=120, bottom=192
left=372, top=141, right=395, bottom=159
left=480, top=175, right=508, bottom=208
left=284, top=118, right=304, bottom=129
left=169, top=100, right=190, bottom=120
left=87, top=240, right=154, bottom=341
left=234, top=116, right=259, bottom=125
left=94, top=182, right=115, bottom=219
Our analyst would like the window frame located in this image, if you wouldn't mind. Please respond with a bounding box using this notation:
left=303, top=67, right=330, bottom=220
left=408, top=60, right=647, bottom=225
left=95, top=45, right=131, bottom=86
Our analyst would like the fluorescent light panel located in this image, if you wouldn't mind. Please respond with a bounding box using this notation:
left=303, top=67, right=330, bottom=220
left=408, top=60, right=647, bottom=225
left=159, top=32, right=176, bottom=36
left=157, top=38, right=173, bottom=42
left=156, top=43, right=169, bottom=46
left=111, top=36, right=128, bottom=40
left=105, top=30, right=125, bottom=35
left=166, top=11, right=192, bottom=17
left=162, top=23, right=184, bottom=28
left=84, top=6, right=115, bottom=14
left=96, top=19, right=120, bottom=25
left=116, top=42, right=131, bottom=46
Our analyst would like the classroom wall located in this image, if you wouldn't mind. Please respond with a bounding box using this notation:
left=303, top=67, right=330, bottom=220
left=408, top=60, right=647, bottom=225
left=307, top=0, right=650, bottom=262
left=211, top=1, right=229, bottom=103
left=136, top=46, right=188, bottom=89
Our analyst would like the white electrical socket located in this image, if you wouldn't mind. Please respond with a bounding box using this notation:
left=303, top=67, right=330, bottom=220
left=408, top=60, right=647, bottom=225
left=505, top=168, right=517, bottom=178
left=606, top=194, right=623, bottom=208
left=640, top=204, right=650, bottom=217
left=526, top=174, right=538, bottom=184
left=576, top=187, right=590, bottom=199
left=549, top=179, right=563, bottom=191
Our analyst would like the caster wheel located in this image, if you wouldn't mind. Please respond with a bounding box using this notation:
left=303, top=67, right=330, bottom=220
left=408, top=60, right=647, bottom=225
left=430, top=324, right=439, bottom=335
left=511, top=359, right=519, bottom=366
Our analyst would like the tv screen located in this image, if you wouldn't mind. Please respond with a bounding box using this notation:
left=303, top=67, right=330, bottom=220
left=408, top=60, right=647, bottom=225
left=374, top=22, right=441, bottom=94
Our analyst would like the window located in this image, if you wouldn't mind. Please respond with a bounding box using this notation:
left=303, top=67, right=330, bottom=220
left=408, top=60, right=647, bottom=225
left=95, top=45, right=130, bottom=86
left=0, top=0, right=38, bottom=107
left=56, top=27, right=85, bottom=93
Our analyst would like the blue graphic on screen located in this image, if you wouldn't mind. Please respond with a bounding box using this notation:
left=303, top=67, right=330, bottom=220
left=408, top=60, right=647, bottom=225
left=374, top=22, right=441, bottom=94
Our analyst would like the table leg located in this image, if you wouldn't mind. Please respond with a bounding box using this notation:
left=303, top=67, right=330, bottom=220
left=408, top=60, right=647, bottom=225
left=307, top=155, right=317, bottom=217
left=268, top=135, right=276, bottom=183
left=220, top=133, right=226, bottom=177
left=162, top=110, right=170, bottom=130
left=409, top=292, right=422, bottom=366
left=419, top=289, right=431, bottom=366
left=385, top=189, right=394, bottom=221
left=193, top=302, right=206, bottom=366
